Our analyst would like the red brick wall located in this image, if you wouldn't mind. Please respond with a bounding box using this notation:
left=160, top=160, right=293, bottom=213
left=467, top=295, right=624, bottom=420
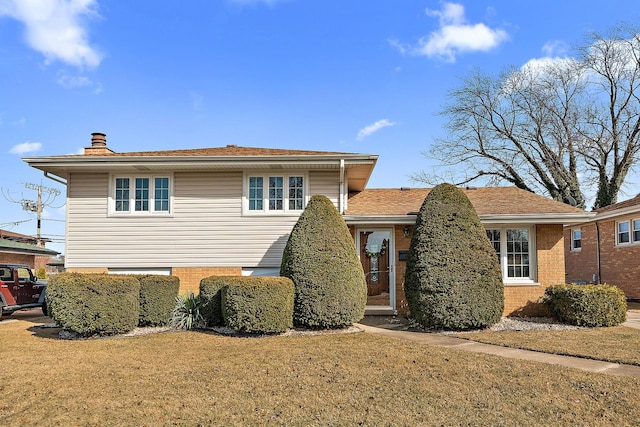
left=598, top=219, right=640, bottom=299
left=0, top=253, right=35, bottom=267
left=564, top=223, right=598, bottom=284
left=564, top=218, right=640, bottom=299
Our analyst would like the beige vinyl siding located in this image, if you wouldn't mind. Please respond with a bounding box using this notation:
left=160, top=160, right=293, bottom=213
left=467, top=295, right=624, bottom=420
left=66, top=170, right=340, bottom=269
left=309, top=170, right=340, bottom=206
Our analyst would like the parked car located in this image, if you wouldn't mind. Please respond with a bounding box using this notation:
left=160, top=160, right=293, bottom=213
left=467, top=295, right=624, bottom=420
left=0, top=264, right=47, bottom=317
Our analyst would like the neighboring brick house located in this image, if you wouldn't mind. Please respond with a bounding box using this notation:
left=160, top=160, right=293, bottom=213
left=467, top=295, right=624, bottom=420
left=565, top=195, right=640, bottom=300
left=0, top=229, right=60, bottom=272
left=24, top=133, right=592, bottom=316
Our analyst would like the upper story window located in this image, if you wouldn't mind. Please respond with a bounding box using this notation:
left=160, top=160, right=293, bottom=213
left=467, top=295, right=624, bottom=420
left=486, top=226, right=536, bottom=285
left=111, top=175, right=172, bottom=215
left=571, top=228, right=582, bottom=251
left=244, top=173, right=306, bottom=215
left=617, top=219, right=640, bottom=245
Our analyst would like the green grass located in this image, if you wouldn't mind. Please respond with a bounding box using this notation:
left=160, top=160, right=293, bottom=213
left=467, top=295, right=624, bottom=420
left=1, top=315, right=639, bottom=426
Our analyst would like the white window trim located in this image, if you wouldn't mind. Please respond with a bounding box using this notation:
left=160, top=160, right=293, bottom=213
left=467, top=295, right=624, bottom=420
left=242, top=172, right=308, bottom=216
left=486, top=225, right=538, bottom=286
left=570, top=228, right=582, bottom=252
left=108, top=173, right=174, bottom=217
left=616, top=219, right=640, bottom=246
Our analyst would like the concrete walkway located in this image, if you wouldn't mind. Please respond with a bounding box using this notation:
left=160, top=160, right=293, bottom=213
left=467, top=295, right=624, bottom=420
left=356, top=312, right=640, bottom=379
left=623, top=311, right=640, bottom=329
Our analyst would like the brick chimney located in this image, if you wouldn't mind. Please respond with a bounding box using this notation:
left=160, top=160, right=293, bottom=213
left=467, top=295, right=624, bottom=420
left=84, top=132, right=114, bottom=155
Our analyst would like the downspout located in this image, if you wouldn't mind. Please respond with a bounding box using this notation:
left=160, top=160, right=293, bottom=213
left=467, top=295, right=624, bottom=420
left=44, top=171, right=67, bottom=186
left=339, top=159, right=345, bottom=214
left=595, top=221, right=601, bottom=284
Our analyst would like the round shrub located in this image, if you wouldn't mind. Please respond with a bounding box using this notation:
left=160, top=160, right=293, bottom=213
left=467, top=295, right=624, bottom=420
left=46, top=273, right=140, bottom=336
left=404, top=184, right=504, bottom=330
left=222, top=276, right=294, bottom=334
left=544, top=284, right=627, bottom=327
left=200, top=276, right=227, bottom=326
left=280, top=195, right=367, bottom=329
left=137, top=275, right=180, bottom=326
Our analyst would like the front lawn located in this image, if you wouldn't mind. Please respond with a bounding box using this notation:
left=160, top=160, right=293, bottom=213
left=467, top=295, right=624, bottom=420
left=453, top=326, right=640, bottom=367
left=1, top=315, right=639, bottom=426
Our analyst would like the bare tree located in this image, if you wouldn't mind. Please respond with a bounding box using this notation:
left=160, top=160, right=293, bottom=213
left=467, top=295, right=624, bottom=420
left=419, top=25, right=640, bottom=209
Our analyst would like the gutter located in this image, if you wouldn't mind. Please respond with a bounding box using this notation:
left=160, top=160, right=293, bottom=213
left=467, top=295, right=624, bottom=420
left=595, top=221, right=601, bottom=284
left=44, top=171, right=67, bottom=186
left=339, top=159, right=345, bottom=214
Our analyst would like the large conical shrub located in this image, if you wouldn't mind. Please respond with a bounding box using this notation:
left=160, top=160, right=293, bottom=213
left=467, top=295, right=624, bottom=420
left=404, top=184, right=504, bottom=330
left=280, top=195, right=367, bottom=328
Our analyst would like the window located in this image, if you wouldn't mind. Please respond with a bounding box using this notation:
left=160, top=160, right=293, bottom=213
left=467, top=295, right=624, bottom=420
left=506, top=229, right=530, bottom=278
left=245, top=174, right=306, bottom=214
left=269, top=177, right=284, bottom=210
left=618, top=221, right=630, bottom=244
left=248, top=177, right=264, bottom=211
left=486, top=227, right=536, bottom=284
left=111, top=175, right=171, bottom=215
left=617, top=219, right=640, bottom=245
left=571, top=228, right=581, bottom=251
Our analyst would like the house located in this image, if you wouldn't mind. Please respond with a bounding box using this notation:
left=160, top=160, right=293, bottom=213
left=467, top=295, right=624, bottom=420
left=24, top=133, right=593, bottom=316
left=0, top=229, right=60, bottom=272
left=565, top=195, right=640, bottom=301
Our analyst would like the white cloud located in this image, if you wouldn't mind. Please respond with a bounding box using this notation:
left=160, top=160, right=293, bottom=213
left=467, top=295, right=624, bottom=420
left=9, top=117, right=26, bottom=126
left=357, top=119, right=397, bottom=141
left=9, top=141, right=42, bottom=155
left=57, top=70, right=92, bottom=88
left=56, top=70, right=102, bottom=93
left=542, top=40, right=569, bottom=57
left=392, top=2, right=508, bottom=63
left=0, top=0, right=102, bottom=69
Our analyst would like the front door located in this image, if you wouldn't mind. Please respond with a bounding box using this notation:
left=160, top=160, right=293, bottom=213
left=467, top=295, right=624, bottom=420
left=357, top=229, right=394, bottom=308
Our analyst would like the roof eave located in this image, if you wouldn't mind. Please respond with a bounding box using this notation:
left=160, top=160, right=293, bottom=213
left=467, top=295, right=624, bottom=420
left=344, top=212, right=595, bottom=226
left=593, top=204, right=640, bottom=221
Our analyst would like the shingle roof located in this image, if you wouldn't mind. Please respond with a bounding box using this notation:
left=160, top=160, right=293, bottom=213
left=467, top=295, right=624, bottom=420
left=345, top=187, right=585, bottom=216
left=595, top=194, right=640, bottom=214
left=0, top=239, right=59, bottom=256
left=82, top=145, right=355, bottom=157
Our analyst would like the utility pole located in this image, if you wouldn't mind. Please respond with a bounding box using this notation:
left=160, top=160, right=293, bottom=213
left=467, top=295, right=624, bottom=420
left=21, top=183, right=61, bottom=246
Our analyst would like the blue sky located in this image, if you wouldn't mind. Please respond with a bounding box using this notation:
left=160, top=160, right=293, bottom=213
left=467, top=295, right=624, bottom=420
left=1, top=0, right=638, bottom=254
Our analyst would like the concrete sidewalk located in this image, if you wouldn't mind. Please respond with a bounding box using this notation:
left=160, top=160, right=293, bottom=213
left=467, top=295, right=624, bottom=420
left=356, top=314, right=640, bottom=379
left=624, top=311, right=640, bottom=329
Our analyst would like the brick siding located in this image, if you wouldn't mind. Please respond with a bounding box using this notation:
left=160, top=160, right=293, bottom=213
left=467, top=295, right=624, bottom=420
left=565, top=217, right=640, bottom=300
left=172, top=267, right=242, bottom=293
left=599, top=218, right=640, bottom=298
left=0, top=253, right=35, bottom=267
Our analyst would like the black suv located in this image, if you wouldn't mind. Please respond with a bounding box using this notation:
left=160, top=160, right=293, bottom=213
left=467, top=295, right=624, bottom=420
left=0, top=264, right=47, bottom=317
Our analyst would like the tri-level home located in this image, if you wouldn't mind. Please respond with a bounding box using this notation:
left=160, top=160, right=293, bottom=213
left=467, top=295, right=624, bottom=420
left=565, top=195, right=640, bottom=301
left=25, top=133, right=593, bottom=316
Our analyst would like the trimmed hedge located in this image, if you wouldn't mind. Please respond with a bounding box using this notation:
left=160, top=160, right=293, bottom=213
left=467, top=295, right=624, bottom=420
left=404, top=183, right=504, bottom=330
left=280, top=195, right=367, bottom=329
left=544, top=284, right=627, bottom=327
left=46, top=273, right=140, bottom=336
left=221, top=276, right=295, bottom=334
left=200, top=276, right=227, bottom=327
left=137, top=275, right=180, bottom=326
